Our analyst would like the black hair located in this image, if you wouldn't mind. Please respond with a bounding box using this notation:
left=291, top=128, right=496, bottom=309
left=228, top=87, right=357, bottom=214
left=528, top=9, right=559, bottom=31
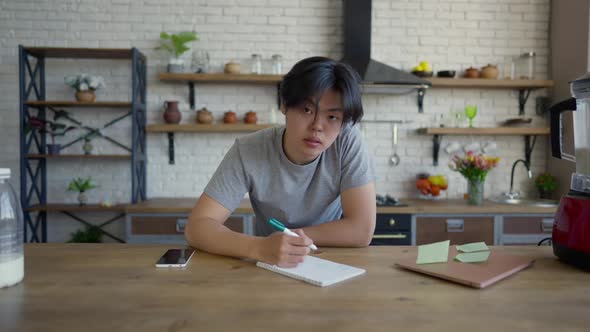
left=279, top=56, right=363, bottom=125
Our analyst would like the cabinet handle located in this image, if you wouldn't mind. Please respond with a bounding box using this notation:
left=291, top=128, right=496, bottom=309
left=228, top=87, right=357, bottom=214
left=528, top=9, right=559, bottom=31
left=446, top=219, right=464, bottom=232
left=389, top=218, right=396, bottom=226
left=541, top=219, right=554, bottom=233
left=176, top=219, right=188, bottom=233
left=373, top=234, right=407, bottom=239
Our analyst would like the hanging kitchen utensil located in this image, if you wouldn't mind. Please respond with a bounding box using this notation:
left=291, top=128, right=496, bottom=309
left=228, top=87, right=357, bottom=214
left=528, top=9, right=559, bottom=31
left=390, top=123, right=400, bottom=166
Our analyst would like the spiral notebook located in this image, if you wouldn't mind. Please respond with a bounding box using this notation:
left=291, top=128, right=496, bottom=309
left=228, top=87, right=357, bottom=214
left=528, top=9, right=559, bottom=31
left=256, top=255, right=366, bottom=287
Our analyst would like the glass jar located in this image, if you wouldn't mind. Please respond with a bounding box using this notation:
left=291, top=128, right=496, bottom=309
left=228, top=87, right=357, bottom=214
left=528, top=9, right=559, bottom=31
left=0, top=168, right=24, bottom=288
left=271, top=54, right=283, bottom=75
left=515, top=52, right=536, bottom=80
left=251, top=54, right=262, bottom=74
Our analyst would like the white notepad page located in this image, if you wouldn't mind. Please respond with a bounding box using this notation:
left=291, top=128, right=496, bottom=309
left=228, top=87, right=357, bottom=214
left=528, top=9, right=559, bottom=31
left=256, top=255, right=366, bottom=287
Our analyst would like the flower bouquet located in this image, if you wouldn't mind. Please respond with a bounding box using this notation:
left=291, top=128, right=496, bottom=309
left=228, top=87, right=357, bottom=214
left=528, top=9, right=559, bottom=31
left=449, top=151, right=500, bottom=205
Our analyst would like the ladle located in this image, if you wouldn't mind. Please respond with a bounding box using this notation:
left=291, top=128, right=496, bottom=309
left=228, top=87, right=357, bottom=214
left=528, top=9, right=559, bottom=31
left=390, top=123, right=400, bottom=166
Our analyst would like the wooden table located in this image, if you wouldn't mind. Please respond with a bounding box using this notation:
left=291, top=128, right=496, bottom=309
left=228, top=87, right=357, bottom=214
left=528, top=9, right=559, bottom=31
left=1, top=244, right=587, bottom=332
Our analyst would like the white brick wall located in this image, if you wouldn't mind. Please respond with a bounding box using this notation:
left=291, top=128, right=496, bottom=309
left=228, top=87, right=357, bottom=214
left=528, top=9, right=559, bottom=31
left=0, top=0, right=550, bottom=242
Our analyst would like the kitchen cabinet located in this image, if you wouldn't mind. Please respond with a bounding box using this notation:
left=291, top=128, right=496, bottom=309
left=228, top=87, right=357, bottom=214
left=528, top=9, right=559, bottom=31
left=126, top=214, right=245, bottom=244
left=415, top=216, right=495, bottom=245
left=499, top=216, right=554, bottom=245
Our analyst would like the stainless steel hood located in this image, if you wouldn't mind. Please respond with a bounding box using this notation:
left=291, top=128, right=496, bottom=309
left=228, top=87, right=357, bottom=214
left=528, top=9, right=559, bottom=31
left=341, top=0, right=431, bottom=89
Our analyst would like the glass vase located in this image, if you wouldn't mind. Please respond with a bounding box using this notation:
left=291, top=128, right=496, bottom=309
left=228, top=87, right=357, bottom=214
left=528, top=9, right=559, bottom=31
left=466, top=178, right=484, bottom=205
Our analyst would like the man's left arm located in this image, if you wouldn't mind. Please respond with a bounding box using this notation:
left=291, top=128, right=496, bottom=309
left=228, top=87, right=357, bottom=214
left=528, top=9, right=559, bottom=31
left=301, top=182, right=376, bottom=247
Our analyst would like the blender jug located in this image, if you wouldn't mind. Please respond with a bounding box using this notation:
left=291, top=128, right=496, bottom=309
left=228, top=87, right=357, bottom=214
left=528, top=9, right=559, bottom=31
left=550, top=72, right=590, bottom=194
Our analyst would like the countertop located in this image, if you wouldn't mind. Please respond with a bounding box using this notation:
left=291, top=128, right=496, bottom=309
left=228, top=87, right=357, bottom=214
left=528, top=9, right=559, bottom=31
left=125, top=197, right=557, bottom=215
left=1, top=244, right=586, bottom=332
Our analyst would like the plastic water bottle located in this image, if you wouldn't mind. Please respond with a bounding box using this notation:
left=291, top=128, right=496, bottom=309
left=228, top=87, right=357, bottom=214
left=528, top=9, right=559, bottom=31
left=0, top=168, right=24, bottom=288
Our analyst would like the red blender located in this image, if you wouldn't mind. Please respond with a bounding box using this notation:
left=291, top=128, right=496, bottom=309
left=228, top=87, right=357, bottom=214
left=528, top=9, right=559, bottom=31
left=550, top=72, right=590, bottom=270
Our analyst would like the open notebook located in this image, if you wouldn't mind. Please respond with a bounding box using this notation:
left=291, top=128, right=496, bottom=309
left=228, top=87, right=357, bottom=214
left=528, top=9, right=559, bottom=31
left=256, top=255, right=366, bottom=287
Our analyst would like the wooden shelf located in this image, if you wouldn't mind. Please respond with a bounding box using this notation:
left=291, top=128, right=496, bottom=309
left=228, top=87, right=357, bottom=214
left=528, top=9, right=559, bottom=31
left=419, top=127, right=550, bottom=166
left=23, top=47, right=136, bottom=59
left=26, top=154, right=131, bottom=159
left=158, top=72, right=282, bottom=84
left=25, top=101, right=131, bottom=107
left=26, top=204, right=128, bottom=212
left=419, top=127, right=551, bottom=135
left=427, top=78, right=554, bottom=89
left=146, top=123, right=275, bottom=133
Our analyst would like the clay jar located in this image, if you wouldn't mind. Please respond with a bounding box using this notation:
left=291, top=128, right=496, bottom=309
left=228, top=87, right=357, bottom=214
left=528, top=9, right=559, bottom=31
left=480, top=64, right=499, bottom=79
left=223, top=111, right=237, bottom=124
left=244, top=111, right=257, bottom=124
left=196, top=107, right=213, bottom=124
left=163, top=101, right=181, bottom=124
left=463, top=67, right=480, bottom=78
left=224, top=61, right=241, bottom=74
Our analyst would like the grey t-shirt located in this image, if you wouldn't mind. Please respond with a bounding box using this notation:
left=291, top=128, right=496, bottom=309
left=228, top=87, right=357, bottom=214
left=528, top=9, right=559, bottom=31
left=204, top=124, right=375, bottom=236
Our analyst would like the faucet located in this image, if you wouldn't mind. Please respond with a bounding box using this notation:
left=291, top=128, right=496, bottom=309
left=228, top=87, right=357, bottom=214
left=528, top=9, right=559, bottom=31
left=506, top=159, right=532, bottom=199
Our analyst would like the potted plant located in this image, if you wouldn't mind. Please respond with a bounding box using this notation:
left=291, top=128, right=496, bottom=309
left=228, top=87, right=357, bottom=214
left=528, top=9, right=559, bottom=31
left=67, top=177, right=98, bottom=205
left=157, top=31, right=199, bottom=73
left=67, top=225, right=103, bottom=243
left=28, top=116, right=76, bottom=155
left=535, top=172, right=557, bottom=199
left=64, top=73, right=105, bottom=102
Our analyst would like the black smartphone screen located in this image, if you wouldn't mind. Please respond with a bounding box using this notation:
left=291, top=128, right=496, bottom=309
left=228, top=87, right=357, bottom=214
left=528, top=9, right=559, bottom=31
left=155, top=248, right=196, bottom=267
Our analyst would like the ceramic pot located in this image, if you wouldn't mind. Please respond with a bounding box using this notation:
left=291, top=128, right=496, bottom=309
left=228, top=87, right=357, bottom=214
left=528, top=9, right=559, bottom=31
left=77, top=192, right=88, bottom=206
left=463, top=67, right=480, bottom=79
left=224, top=61, right=241, bottom=74
left=244, top=111, right=257, bottom=124
left=480, top=64, right=499, bottom=79
left=196, top=107, right=213, bottom=124
left=167, top=58, right=184, bottom=73
left=223, top=111, right=237, bottom=124
left=75, top=90, right=96, bottom=102
left=163, top=101, right=181, bottom=124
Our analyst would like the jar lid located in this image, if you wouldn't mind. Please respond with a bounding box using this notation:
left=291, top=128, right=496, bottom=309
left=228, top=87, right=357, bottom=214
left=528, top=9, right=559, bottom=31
left=520, top=51, right=536, bottom=58
left=0, top=168, right=10, bottom=179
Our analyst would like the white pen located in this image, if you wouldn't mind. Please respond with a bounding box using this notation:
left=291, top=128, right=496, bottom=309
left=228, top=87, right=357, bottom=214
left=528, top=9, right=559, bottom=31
left=269, top=218, right=318, bottom=250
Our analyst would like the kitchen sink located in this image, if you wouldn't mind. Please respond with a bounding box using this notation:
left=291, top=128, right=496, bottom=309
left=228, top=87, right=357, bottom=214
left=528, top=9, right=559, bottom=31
left=490, top=197, right=559, bottom=207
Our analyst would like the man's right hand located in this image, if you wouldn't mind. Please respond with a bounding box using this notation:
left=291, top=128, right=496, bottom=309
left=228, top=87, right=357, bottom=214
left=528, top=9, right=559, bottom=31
left=256, top=229, right=313, bottom=267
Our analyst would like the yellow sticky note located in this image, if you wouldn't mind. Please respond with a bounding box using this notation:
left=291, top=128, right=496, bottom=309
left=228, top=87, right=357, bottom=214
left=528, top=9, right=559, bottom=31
left=455, top=251, right=491, bottom=263
left=456, top=242, right=489, bottom=253
left=416, top=240, right=450, bottom=264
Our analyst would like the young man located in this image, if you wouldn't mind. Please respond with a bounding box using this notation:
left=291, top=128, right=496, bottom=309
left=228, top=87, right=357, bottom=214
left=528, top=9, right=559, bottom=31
left=185, top=57, right=376, bottom=267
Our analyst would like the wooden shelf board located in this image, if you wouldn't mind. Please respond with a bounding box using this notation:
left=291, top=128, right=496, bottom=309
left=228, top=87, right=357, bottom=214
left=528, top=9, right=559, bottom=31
left=146, top=123, right=275, bottom=133
left=26, top=101, right=131, bottom=107
left=27, top=204, right=128, bottom=212
left=419, top=127, right=550, bottom=135
left=26, top=154, right=131, bottom=159
left=158, top=72, right=282, bottom=84
left=427, top=77, right=554, bottom=89
left=23, top=47, right=135, bottom=59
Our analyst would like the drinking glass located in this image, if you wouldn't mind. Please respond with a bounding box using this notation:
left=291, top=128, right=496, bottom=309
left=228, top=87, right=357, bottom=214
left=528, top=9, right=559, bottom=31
left=465, top=105, right=478, bottom=128
left=191, top=50, right=210, bottom=73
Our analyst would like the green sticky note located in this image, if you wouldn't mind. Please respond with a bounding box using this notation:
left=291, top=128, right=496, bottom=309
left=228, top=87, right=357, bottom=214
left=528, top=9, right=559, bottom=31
left=416, top=240, right=450, bottom=264
left=456, top=242, right=489, bottom=253
left=455, top=251, right=491, bottom=263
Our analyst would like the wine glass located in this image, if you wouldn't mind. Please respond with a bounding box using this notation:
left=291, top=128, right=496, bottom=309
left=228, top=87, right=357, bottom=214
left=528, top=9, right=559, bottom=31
left=465, top=105, right=478, bottom=128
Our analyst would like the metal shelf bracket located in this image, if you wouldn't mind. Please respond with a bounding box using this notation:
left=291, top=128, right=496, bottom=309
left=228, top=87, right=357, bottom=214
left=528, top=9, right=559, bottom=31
left=518, top=89, right=532, bottom=116
left=432, top=134, right=442, bottom=166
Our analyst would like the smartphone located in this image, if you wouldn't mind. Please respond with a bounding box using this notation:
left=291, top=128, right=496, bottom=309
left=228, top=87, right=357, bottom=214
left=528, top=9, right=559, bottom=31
left=155, top=248, right=196, bottom=268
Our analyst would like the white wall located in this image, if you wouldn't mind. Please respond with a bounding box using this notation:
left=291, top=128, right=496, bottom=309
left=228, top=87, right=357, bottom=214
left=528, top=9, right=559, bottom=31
left=0, top=0, right=550, bottom=242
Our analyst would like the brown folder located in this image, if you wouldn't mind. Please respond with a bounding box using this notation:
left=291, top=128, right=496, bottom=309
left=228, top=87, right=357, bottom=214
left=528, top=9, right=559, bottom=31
left=395, top=247, right=535, bottom=289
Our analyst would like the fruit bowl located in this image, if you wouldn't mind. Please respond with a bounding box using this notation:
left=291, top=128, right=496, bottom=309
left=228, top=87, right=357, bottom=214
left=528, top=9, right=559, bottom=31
left=415, top=173, right=448, bottom=199
left=411, top=70, right=433, bottom=78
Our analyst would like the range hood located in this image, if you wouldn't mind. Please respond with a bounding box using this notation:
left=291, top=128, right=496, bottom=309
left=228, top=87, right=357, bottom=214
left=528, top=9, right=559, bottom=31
left=341, top=0, right=431, bottom=89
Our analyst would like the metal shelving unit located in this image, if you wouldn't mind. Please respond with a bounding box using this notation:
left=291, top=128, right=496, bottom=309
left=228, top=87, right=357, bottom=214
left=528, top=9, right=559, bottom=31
left=18, top=46, right=147, bottom=243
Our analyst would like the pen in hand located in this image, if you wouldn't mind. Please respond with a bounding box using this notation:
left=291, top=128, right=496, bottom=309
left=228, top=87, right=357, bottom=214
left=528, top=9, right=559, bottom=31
left=269, top=218, right=318, bottom=250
